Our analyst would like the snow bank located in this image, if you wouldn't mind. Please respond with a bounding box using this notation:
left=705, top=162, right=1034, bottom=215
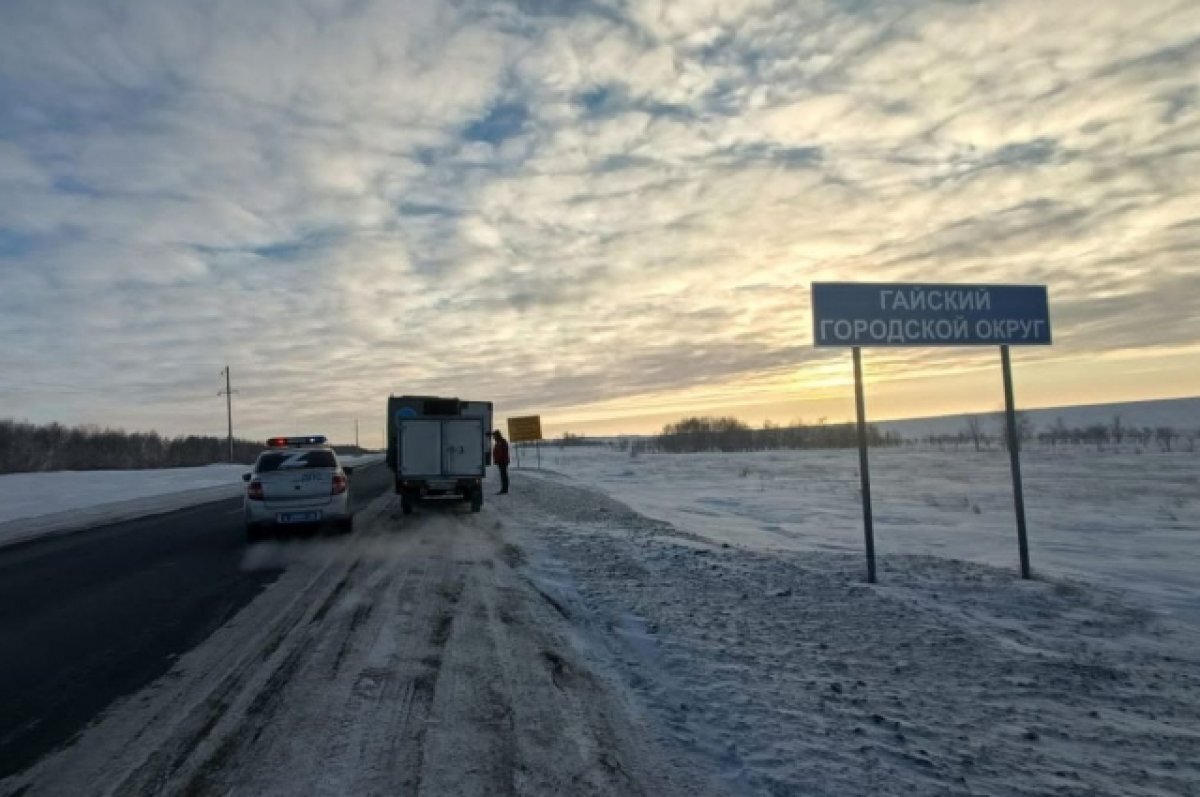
left=501, top=473, right=1200, bottom=796
left=0, top=455, right=384, bottom=548
left=523, top=446, right=1200, bottom=627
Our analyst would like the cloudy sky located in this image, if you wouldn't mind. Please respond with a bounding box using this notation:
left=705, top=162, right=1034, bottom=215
left=1, top=0, right=1198, bottom=443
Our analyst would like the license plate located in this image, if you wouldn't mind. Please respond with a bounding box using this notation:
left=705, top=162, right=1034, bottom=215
left=277, top=511, right=322, bottom=524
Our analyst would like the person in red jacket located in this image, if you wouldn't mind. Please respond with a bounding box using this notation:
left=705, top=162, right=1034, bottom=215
left=491, top=430, right=510, bottom=494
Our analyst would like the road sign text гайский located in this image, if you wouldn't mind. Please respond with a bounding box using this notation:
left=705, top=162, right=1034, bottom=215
left=812, top=283, right=1051, bottom=347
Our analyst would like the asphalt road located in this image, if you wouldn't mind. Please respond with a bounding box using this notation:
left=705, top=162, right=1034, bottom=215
left=0, top=461, right=393, bottom=780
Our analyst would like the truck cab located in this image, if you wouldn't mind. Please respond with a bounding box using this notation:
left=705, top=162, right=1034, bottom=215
left=386, top=396, right=493, bottom=514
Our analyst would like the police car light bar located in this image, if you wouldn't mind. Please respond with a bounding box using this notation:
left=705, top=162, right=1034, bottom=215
left=267, top=435, right=328, bottom=447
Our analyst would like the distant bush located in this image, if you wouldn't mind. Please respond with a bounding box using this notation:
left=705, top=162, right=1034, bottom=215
left=0, top=419, right=268, bottom=474
left=654, top=416, right=898, bottom=453
left=553, top=432, right=605, bottom=447
left=911, top=413, right=1198, bottom=453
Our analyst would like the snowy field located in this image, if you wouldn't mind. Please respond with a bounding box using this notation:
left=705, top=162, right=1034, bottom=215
left=505, top=474, right=1200, bottom=796
left=519, top=446, right=1200, bottom=627
left=877, top=395, right=1200, bottom=441
left=0, top=455, right=384, bottom=548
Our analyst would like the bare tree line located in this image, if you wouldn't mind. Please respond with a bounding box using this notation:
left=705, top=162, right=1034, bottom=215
left=561, top=413, right=1197, bottom=456
left=0, top=419, right=370, bottom=474
left=652, top=416, right=902, bottom=453
left=923, top=414, right=1197, bottom=453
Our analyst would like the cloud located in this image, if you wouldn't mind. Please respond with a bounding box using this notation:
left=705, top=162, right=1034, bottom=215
left=1, top=0, right=1198, bottom=438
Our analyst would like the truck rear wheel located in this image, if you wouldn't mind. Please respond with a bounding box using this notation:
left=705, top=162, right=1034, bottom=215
left=469, top=487, right=483, bottom=513
left=400, top=493, right=414, bottom=515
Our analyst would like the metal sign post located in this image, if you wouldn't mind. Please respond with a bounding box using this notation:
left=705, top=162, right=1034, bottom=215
left=812, top=282, right=1051, bottom=582
left=852, top=347, right=877, bottom=583
left=1000, top=345, right=1031, bottom=579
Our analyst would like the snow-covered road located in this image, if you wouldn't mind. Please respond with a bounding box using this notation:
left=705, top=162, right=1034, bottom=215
left=4, top=470, right=1197, bottom=796
left=2, top=490, right=707, bottom=797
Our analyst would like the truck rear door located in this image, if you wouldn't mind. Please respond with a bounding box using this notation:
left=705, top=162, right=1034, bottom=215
left=399, top=420, right=441, bottom=476
left=443, top=419, right=484, bottom=476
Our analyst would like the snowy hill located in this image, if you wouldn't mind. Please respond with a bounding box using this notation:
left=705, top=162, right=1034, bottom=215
left=876, top=396, right=1200, bottom=441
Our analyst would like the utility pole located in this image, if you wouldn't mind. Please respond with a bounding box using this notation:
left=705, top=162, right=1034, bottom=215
left=355, top=418, right=360, bottom=449
left=218, top=366, right=236, bottom=462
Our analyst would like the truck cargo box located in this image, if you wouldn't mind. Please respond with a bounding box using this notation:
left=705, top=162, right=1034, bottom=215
left=386, top=395, right=493, bottom=514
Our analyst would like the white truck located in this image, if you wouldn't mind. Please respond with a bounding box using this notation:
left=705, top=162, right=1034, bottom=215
left=386, top=395, right=493, bottom=514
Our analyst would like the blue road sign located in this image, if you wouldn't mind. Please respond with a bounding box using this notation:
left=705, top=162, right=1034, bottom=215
left=812, top=283, right=1051, bottom=347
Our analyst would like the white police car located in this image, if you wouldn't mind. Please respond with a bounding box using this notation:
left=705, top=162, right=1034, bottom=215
left=243, top=435, right=354, bottom=542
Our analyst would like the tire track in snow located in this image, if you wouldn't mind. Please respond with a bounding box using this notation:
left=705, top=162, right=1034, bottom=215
left=0, top=501, right=388, bottom=797
left=114, top=556, right=358, bottom=797
left=2, top=496, right=710, bottom=797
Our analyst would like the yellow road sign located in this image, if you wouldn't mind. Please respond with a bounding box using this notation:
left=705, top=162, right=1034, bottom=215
left=507, top=415, right=543, bottom=443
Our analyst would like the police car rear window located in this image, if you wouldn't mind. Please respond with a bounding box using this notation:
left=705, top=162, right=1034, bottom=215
left=256, top=450, right=337, bottom=472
